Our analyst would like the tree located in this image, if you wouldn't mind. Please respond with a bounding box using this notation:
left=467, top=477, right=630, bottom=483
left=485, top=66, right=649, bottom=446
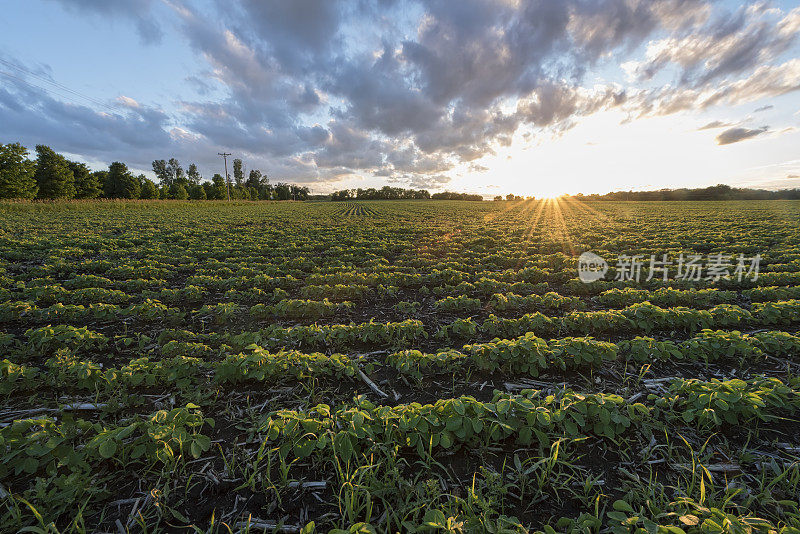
left=92, top=171, right=109, bottom=196
left=231, top=185, right=247, bottom=200
left=169, top=182, right=188, bottom=200
left=274, top=182, right=291, bottom=200
left=106, top=162, right=140, bottom=199
left=139, top=177, right=159, bottom=199
left=233, top=159, right=244, bottom=187
left=168, top=158, right=186, bottom=186
left=152, top=158, right=185, bottom=187
left=331, top=190, right=348, bottom=201
left=206, top=174, right=227, bottom=200
left=246, top=169, right=262, bottom=189
left=152, top=159, right=170, bottom=186
left=202, top=181, right=215, bottom=200
left=290, top=185, right=309, bottom=200
left=189, top=184, right=206, bottom=200
left=0, top=143, right=37, bottom=199
left=34, top=145, right=75, bottom=199
left=187, top=163, right=201, bottom=185
left=259, top=184, right=272, bottom=200
left=69, top=161, right=101, bottom=199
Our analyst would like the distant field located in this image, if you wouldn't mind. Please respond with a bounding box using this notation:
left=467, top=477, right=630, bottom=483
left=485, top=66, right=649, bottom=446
left=2, top=199, right=800, bottom=532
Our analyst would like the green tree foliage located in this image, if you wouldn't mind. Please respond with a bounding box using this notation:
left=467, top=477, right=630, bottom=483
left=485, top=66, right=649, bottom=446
left=233, top=159, right=244, bottom=187
left=69, top=162, right=101, bottom=199
left=204, top=174, right=227, bottom=200
left=188, top=184, right=206, bottom=200
left=91, top=171, right=108, bottom=194
left=431, top=191, right=483, bottom=201
left=168, top=159, right=185, bottom=186
left=565, top=184, right=800, bottom=201
left=274, top=182, right=291, bottom=200
left=152, top=159, right=169, bottom=186
left=331, top=189, right=354, bottom=201
left=2, top=142, right=312, bottom=202
left=231, top=186, right=247, bottom=200
left=34, top=145, right=75, bottom=199
left=246, top=169, right=262, bottom=189
left=290, top=185, right=310, bottom=200
left=331, top=187, right=430, bottom=201
left=0, top=143, right=37, bottom=199
left=187, top=163, right=201, bottom=185
left=105, top=162, right=140, bottom=199
left=169, top=183, right=188, bottom=200
left=152, top=158, right=185, bottom=187
left=139, top=177, right=159, bottom=199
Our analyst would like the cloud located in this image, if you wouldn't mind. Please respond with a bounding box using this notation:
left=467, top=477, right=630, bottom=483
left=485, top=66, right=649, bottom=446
left=754, top=104, right=774, bottom=112
left=468, top=162, right=489, bottom=173
left=6, top=0, right=800, bottom=189
left=697, top=120, right=735, bottom=130
left=625, top=5, right=800, bottom=85
left=631, top=59, right=800, bottom=117
left=43, top=0, right=163, bottom=44
left=404, top=174, right=452, bottom=190
left=715, top=126, right=769, bottom=145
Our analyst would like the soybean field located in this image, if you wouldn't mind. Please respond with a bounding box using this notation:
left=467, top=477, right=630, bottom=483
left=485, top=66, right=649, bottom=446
left=2, top=199, right=800, bottom=533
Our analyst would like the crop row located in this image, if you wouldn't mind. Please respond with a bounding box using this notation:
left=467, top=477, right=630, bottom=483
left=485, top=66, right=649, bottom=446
left=0, top=404, right=213, bottom=480
left=0, top=297, right=359, bottom=325
left=6, top=300, right=796, bottom=364
left=388, top=329, right=800, bottom=381
left=262, top=376, right=798, bottom=462
left=6, top=328, right=798, bottom=399
left=6, top=266, right=800, bottom=307
left=1, top=344, right=362, bottom=396
left=477, top=300, right=800, bottom=339
left=4, top=376, right=795, bottom=485
left=595, top=285, right=800, bottom=308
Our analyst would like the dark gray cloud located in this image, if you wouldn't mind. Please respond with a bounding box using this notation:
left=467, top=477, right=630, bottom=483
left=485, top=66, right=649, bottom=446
left=716, top=126, right=769, bottom=145
left=754, top=104, right=774, bottom=112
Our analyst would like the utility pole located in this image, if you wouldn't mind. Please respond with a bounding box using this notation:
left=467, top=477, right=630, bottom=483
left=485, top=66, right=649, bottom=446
left=218, top=152, right=232, bottom=201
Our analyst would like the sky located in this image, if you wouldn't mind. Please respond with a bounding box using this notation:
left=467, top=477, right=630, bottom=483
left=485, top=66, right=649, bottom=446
left=1, top=0, right=799, bottom=197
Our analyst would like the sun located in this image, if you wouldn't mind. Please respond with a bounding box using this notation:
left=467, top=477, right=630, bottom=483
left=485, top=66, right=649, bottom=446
left=536, top=189, right=567, bottom=200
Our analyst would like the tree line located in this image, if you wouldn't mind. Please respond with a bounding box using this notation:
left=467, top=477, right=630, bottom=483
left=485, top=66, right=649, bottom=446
left=331, top=186, right=430, bottom=201
left=0, top=142, right=310, bottom=201
left=331, top=187, right=483, bottom=201
left=563, top=184, right=800, bottom=201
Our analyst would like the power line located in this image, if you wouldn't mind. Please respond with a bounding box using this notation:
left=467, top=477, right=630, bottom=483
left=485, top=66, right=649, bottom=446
left=0, top=70, right=113, bottom=114
left=0, top=58, right=115, bottom=110
left=0, top=58, right=120, bottom=114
